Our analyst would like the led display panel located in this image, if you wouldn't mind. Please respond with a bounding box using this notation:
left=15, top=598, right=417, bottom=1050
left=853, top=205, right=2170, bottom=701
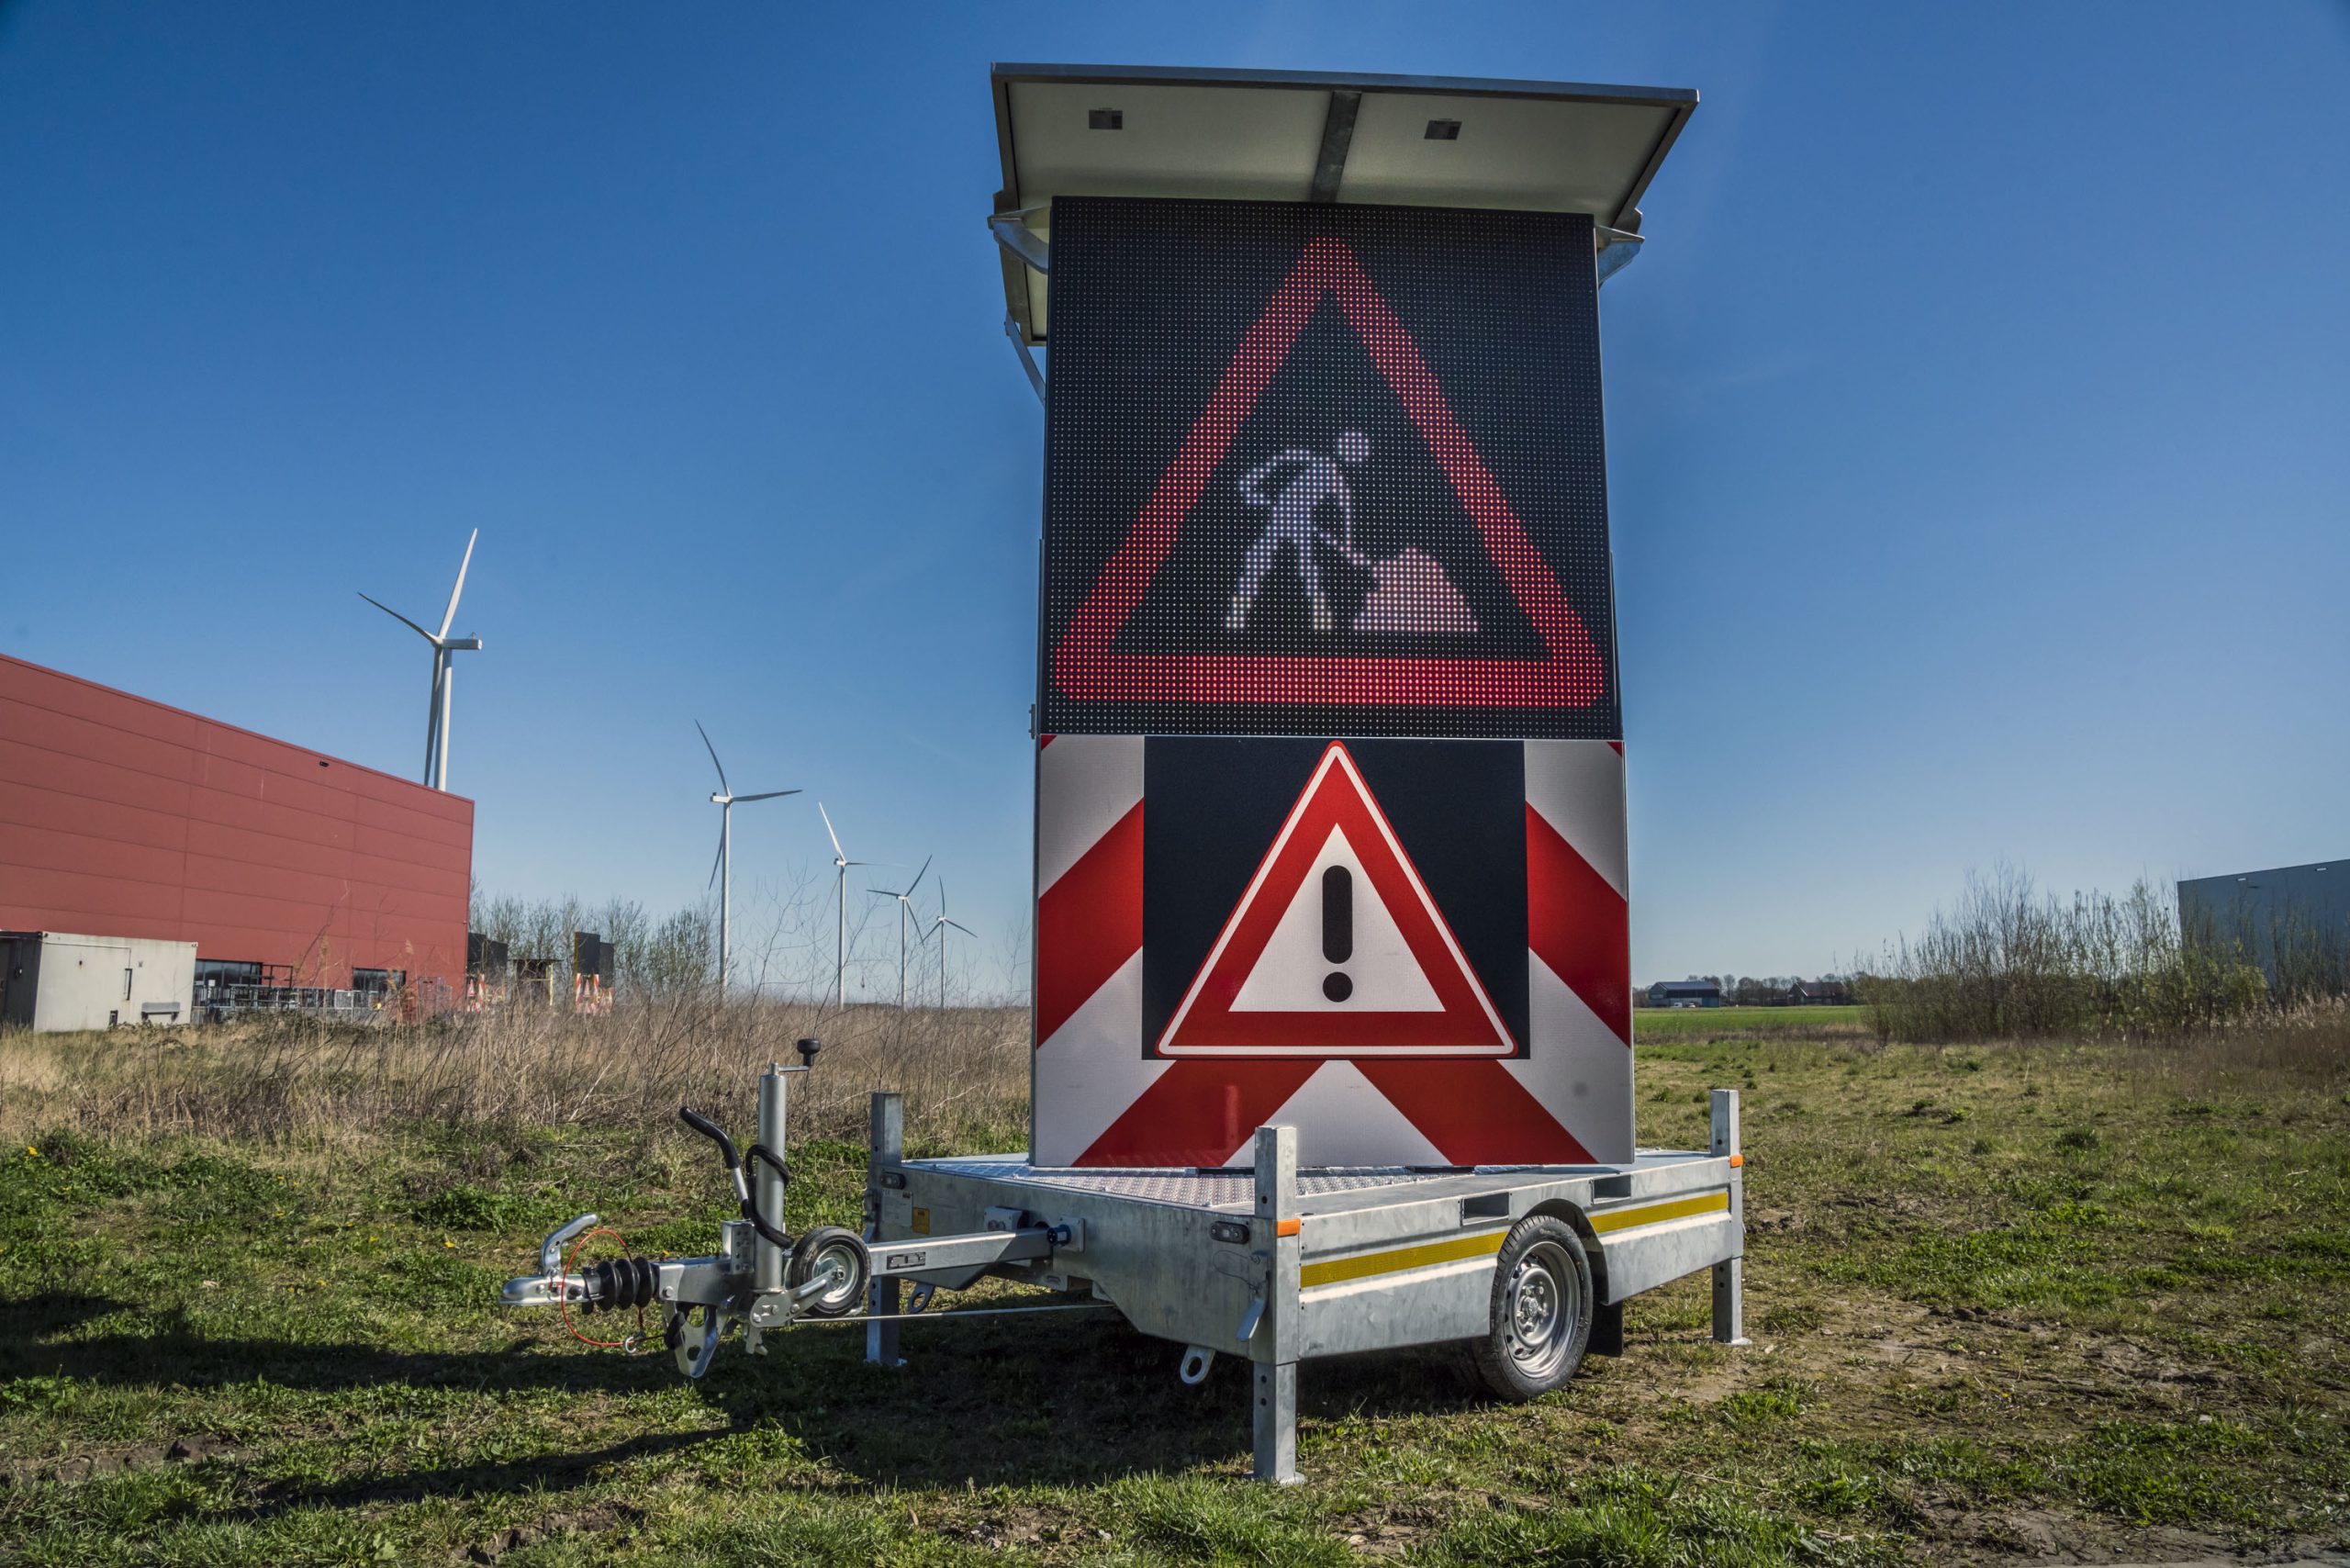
left=1040, top=196, right=1618, bottom=741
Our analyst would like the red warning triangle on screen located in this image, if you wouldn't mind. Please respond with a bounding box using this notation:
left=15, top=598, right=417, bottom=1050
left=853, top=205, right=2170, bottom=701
left=1158, top=743, right=1514, bottom=1058
left=1051, top=235, right=1607, bottom=714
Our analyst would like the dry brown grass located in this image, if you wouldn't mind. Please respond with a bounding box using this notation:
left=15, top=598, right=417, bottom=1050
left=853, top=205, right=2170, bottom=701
left=0, top=996, right=1032, bottom=1150
left=2095, top=997, right=2350, bottom=1107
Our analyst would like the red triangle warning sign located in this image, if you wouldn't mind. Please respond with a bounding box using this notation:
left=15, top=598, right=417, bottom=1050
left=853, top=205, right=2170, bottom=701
left=1158, top=743, right=1514, bottom=1058
left=1051, top=235, right=1608, bottom=716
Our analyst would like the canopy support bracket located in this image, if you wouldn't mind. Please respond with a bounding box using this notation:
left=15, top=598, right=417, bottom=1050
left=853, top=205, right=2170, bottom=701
left=1004, top=316, right=1046, bottom=405
left=1308, top=90, right=1361, bottom=202
left=1595, top=225, right=1644, bottom=286
left=989, top=206, right=1050, bottom=275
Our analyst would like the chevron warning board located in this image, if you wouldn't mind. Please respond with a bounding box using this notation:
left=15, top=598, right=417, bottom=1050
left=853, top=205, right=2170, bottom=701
left=1033, top=734, right=1631, bottom=1169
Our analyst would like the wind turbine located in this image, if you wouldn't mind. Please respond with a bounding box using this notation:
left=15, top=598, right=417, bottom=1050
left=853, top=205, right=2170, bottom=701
left=358, top=529, right=483, bottom=790
left=919, top=878, right=977, bottom=1010
left=695, top=721, right=798, bottom=995
left=868, top=855, right=931, bottom=1008
left=817, top=803, right=873, bottom=1006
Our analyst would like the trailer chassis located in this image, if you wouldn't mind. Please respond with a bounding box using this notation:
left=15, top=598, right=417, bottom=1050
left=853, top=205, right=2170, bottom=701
left=502, top=1044, right=1750, bottom=1483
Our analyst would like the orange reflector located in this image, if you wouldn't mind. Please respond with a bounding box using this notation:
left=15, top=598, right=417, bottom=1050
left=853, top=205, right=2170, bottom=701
left=1274, top=1217, right=1302, bottom=1238
left=1728, top=1153, right=1744, bottom=1169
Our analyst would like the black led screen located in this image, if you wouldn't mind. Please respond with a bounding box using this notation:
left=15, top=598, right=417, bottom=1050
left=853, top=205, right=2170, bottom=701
left=1040, top=196, right=1618, bottom=741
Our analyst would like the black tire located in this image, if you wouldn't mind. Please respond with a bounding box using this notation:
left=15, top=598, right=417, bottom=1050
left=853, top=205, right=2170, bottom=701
left=1468, top=1215, right=1595, bottom=1402
left=787, top=1226, right=870, bottom=1318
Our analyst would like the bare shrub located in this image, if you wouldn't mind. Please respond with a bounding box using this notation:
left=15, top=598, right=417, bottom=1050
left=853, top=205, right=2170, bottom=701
left=1857, top=867, right=2282, bottom=1043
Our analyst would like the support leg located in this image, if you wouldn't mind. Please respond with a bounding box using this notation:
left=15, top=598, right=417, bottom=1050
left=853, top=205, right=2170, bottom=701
left=1709, top=1088, right=1751, bottom=1347
left=755, top=1065, right=787, bottom=1296
left=1712, top=1258, right=1748, bottom=1347
left=1252, top=1361, right=1297, bottom=1484
left=1249, top=1124, right=1302, bottom=1484
left=866, top=1092, right=903, bottom=1367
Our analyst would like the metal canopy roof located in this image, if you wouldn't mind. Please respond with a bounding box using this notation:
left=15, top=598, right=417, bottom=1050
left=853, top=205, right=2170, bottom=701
left=990, top=63, right=1698, bottom=344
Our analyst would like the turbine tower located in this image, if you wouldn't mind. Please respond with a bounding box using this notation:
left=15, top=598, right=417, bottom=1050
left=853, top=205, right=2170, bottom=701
left=358, top=529, right=483, bottom=790
left=695, top=721, right=798, bottom=995
left=920, top=878, right=977, bottom=1010
left=817, top=803, right=872, bottom=1006
left=868, top=856, right=931, bottom=1009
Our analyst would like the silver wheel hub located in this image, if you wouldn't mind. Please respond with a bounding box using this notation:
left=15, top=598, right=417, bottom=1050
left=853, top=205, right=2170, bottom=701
left=807, top=1246, right=859, bottom=1312
left=1501, top=1239, right=1581, bottom=1381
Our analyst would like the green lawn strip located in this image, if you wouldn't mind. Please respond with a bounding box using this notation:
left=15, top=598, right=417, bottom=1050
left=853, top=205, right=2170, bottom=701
left=1634, top=1004, right=1871, bottom=1042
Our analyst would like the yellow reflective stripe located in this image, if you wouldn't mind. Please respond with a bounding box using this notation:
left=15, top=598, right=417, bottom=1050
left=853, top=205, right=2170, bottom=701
left=1301, top=1228, right=1507, bottom=1290
left=1588, top=1191, right=1729, bottom=1234
left=1296, top=1191, right=1730, bottom=1291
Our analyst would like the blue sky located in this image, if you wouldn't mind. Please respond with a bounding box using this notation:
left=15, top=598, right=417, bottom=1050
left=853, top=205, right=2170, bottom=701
left=4, top=3, right=2344, bottom=995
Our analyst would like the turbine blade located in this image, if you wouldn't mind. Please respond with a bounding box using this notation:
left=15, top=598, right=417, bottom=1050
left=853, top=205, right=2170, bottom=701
left=694, top=720, right=728, bottom=795
left=906, top=855, right=932, bottom=899
left=818, top=802, right=845, bottom=860
left=437, top=528, right=478, bottom=640
left=733, top=789, right=799, bottom=802
left=708, top=822, right=726, bottom=890
left=358, top=592, right=435, bottom=643
left=945, top=920, right=976, bottom=936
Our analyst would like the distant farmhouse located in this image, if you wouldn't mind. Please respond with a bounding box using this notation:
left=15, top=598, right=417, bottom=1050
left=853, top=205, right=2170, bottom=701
left=1647, top=979, right=1723, bottom=1009
left=1640, top=976, right=1857, bottom=1008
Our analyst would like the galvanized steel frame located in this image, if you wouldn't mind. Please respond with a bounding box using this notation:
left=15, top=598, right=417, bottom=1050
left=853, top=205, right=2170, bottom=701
left=867, top=1088, right=1747, bottom=1481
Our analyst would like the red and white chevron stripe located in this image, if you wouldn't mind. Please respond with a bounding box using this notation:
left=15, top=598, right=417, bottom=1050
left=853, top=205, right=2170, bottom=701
left=1031, top=737, right=1631, bottom=1169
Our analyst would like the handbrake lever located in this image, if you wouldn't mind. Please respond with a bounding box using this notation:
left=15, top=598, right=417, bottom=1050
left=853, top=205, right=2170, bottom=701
left=678, top=1105, right=790, bottom=1251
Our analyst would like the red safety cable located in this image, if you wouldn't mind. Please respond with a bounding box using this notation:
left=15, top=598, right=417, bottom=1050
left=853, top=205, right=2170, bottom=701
left=557, top=1225, right=645, bottom=1350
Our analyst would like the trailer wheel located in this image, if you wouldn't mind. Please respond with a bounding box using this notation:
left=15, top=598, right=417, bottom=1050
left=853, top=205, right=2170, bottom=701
left=1469, top=1216, right=1593, bottom=1401
left=788, top=1226, right=870, bottom=1318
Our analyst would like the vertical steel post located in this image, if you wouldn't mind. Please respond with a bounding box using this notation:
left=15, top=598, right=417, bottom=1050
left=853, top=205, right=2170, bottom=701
left=866, top=1092, right=904, bottom=1367
left=1250, top=1123, right=1302, bottom=1484
left=1710, top=1088, right=1751, bottom=1346
left=755, top=1064, right=788, bottom=1295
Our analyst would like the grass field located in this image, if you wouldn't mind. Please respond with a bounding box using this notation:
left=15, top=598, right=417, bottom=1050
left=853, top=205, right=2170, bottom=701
left=1, top=1014, right=2345, bottom=1565
left=1634, top=1005, right=1870, bottom=1040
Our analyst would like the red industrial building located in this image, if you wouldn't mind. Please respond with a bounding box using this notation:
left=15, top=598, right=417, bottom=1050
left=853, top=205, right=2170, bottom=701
left=0, top=653, right=473, bottom=1002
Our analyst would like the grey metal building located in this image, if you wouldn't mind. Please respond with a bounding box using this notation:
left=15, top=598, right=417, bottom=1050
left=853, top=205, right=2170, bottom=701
left=1647, top=979, right=1725, bottom=1009
left=1, top=931, right=196, bottom=1032
left=2177, top=859, right=2350, bottom=991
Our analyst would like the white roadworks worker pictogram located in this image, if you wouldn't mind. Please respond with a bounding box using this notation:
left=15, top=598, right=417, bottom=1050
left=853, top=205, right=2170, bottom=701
left=1225, top=431, right=1371, bottom=634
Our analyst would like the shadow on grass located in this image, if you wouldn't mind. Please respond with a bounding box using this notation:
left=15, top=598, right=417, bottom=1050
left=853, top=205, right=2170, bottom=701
left=3, top=1292, right=1483, bottom=1512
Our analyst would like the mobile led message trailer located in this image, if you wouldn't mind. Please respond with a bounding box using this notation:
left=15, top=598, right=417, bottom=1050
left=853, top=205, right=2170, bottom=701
left=501, top=66, right=1746, bottom=1490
